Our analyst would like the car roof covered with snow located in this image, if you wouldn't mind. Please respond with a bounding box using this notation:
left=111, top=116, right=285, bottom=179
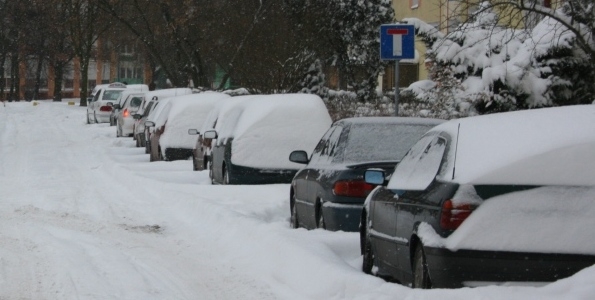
left=157, top=92, right=231, bottom=149
left=424, top=105, right=595, bottom=186
left=218, top=94, right=332, bottom=169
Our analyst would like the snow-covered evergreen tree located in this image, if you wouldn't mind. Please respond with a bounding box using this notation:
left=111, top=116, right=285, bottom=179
left=300, top=59, right=328, bottom=100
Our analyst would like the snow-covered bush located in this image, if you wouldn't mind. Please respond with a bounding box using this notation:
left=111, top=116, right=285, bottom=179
left=404, top=1, right=595, bottom=116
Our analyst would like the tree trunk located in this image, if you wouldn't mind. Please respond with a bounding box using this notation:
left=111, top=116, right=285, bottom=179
left=79, top=57, right=90, bottom=106
left=34, top=54, right=44, bottom=100
left=53, top=64, right=64, bottom=102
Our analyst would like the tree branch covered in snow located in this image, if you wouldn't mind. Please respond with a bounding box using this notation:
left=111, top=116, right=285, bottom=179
left=403, top=0, right=594, bottom=117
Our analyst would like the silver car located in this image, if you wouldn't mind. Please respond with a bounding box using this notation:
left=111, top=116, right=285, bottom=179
left=115, top=92, right=145, bottom=137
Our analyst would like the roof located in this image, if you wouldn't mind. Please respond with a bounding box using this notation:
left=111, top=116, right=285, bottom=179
left=335, top=116, right=444, bottom=126
left=433, top=105, right=595, bottom=186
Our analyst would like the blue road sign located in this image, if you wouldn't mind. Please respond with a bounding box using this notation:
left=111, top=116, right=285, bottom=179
left=380, top=24, right=415, bottom=60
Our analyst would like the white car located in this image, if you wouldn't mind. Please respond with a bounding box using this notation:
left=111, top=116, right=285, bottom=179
left=132, top=88, right=193, bottom=148
left=115, top=92, right=145, bottom=137
left=86, top=83, right=148, bottom=124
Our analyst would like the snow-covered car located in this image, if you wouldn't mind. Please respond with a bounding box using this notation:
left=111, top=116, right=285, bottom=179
left=188, top=97, right=246, bottom=171
left=360, top=105, right=595, bottom=288
left=206, top=94, right=332, bottom=185
left=288, top=117, right=444, bottom=232
left=86, top=83, right=148, bottom=124
left=115, top=92, right=145, bottom=137
left=145, top=92, right=230, bottom=161
left=132, top=88, right=193, bottom=149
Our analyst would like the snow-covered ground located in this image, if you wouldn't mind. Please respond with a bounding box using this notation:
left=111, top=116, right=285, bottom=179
left=0, top=100, right=594, bottom=299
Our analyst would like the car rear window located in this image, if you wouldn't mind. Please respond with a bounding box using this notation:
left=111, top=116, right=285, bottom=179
left=103, top=90, right=124, bottom=101
left=473, top=185, right=538, bottom=200
left=342, top=123, right=434, bottom=163
left=130, top=97, right=143, bottom=107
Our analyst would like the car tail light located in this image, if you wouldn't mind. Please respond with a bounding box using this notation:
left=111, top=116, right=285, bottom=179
left=123, top=108, right=129, bottom=118
left=440, top=199, right=476, bottom=230
left=100, top=105, right=112, bottom=112
left=333, top=180, right=375, bottom=198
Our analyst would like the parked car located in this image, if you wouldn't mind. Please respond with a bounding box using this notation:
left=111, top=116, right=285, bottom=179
left=206, top=94, right=332, bottom=185
left=115, top=92, right=145, bottom=137
left=360, top=105, right=595, bottom=289
left=188, top=97, right=246, bottom=171
left=132, top=88, right=193, bottom=149
left=86, top=82, right=148, bottom=124
left=288, top=117, right=444, bottom=232
left=145, top=92, right=230, bottom=161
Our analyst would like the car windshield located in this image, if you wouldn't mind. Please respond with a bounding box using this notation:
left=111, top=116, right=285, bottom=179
left=102, top=90, right=124, bottom=101
left=342, top=123, right=434, bottom=163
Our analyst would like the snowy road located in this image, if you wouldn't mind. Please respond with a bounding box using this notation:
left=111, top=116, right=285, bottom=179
left=0, top=101, right=593, bottom=299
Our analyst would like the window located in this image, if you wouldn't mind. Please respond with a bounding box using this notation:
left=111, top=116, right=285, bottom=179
left=388, top=133, right=447, bottom=191
left=411, top=0, right=420, bottom=9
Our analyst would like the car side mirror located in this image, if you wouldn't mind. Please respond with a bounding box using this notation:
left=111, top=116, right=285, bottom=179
left=365, top=169, right=385, bottom=185
left=145, top=121, right=155, bottom=127
left=113, top=104, right=121, bottom=110
left=289, top=150, right=309, bottom=164
left=188, top=129, right=199, bottom=135
left=106, top=102, right=114, bottom=107
left=203, top=130, right=218, bottom=139
left=132, top=114, right=142, bottom=120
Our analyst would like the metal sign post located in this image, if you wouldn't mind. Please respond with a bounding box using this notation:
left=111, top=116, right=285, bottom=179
left=380, top=24, right=415, bottom=116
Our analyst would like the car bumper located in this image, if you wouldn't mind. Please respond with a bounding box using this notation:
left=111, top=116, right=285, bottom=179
left=228, top=164, right=297, bottom=184
left=121, top=117, right=135, bottom=136
left=95, top=111, right=111, bottom=123
left=164, top=148, right=193, bottom=161
left=424, top=246, right=595, bottom=288
left=321, top=202, right=363, bottom=232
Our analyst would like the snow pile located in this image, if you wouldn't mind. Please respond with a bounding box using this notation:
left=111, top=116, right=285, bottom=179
left=444, top=185, right=595, bottom=254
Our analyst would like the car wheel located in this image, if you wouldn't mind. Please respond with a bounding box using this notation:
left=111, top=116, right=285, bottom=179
left=222, top=165, right=230, bottom=185
left=290, top=195, right=299, bottom=229
left=413, top=245, right=432, bottom=289
left=192, top=154, right=199, bottom=171
left=209, top=163, right=215, bottom=184
left=362, top=233, right=375, bottom=274
left=94, top=112, right=98, bottom=123
left=317, top=202, right=326, bottom=229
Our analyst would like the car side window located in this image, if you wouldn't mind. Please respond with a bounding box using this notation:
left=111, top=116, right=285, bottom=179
left=310, top=126, right=341, bottom=166
left=93, top=90, right=102, bottom=102
left=387, top=133, right=447, bottom=191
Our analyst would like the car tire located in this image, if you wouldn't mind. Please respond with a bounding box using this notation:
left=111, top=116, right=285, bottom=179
left=317, top=202, right=326, bottom=229
left=209, top=163, right=215, bottom=184
left=412, top=244, right=432, bottom=289
left=192, top=154, right=199, bottom=171
left=362, top=234, right=375, bottom=274
left=290, top=195, right=299, bottom=229
left=222, top=165, right=230, bottom=185
left=94, top=112, right=98, bottom=123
